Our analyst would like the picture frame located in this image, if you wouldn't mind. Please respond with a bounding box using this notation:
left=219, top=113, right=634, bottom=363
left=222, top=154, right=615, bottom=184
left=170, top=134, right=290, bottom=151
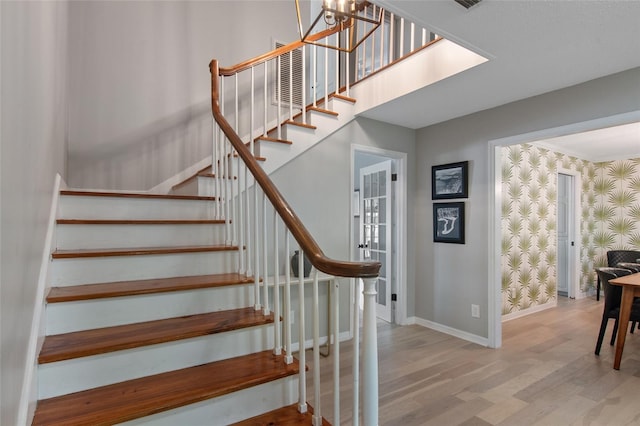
left=433, top=202, right=465, bottom=244
left=432, top=161, right=468, bottom=199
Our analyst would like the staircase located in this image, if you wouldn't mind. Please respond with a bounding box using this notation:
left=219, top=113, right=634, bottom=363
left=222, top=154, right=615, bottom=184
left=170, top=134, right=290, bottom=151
left=33, top=190, right=317, bottom=425
left=27, top=5, right=458, bottom=423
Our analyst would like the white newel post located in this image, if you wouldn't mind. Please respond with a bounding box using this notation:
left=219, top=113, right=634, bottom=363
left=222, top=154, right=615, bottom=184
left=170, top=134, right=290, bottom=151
left=362, top=277, right=379, bottom=426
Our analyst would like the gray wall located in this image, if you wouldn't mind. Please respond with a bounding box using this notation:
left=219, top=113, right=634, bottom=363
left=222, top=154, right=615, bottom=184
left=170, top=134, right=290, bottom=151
left=272, top=117, right=417, bottom=318
left=67, top=1, right=303, bottom=190
left=415, top=67, right=640, bottom=338
left=1, top=1, right=69, bottom=423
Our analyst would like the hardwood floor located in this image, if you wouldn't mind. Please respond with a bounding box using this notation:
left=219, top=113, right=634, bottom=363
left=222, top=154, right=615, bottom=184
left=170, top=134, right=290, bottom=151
left=307, top=296, right=640, bottom=425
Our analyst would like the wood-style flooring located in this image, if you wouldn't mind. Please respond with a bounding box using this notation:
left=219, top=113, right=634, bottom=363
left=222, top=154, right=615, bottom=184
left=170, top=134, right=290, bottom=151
left=307, top=296, right=640, bottom=425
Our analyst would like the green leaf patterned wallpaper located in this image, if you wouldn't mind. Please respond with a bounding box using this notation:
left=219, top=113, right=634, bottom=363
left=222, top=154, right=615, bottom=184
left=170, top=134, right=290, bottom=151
left=501, top=144, right=640, bottom=316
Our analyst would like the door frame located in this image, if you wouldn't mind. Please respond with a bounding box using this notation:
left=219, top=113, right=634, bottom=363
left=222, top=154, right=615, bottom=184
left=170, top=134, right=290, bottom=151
left=350, top=144, right=407, bottom=326
left=488, top=110, right=640, bottom=349
left=557, top=168, right=582, bottom=299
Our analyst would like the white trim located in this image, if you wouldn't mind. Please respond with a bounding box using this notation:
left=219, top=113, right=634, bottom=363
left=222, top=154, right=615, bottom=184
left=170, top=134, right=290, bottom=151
left=407, top=316, right=489, bottom=347
left=148, top=155, right=212, bottom=194
left=18, top=173, right=65, bottom=426
left=350, top=144, right=408, bottom=327
left=502, top=300, right=556, bottom=322
left=557, top=168, right=582, bottom=300
left=488, top=111, right=640, bottom=351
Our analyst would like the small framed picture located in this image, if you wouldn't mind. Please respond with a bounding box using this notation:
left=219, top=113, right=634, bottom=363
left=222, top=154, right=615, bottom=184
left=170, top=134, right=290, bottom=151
left=432, top=161, right=468, bottom=199
left=433, top=202, right=465, bottom=244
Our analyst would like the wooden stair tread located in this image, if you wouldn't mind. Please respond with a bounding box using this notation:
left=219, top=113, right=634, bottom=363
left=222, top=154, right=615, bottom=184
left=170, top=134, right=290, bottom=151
left=255, top=135, right=294, bottom=145
left=32, top=351, right=300, bottom=426
left=331, top=92, right=357, bottom=103
left=284, top=120, right=317, bottom=130
left=60, top=190, right=216, bottom=201
left=39, top=307, right=273, bottom=363
left=47, top=273, right=254, bottom=302
left=52, top=244, right=238, bottom=259
left=306, top=106, right=339, bottom=117
left=56, top=219, right=226, bottom=225
left=232, top=403, right=330, bottom=426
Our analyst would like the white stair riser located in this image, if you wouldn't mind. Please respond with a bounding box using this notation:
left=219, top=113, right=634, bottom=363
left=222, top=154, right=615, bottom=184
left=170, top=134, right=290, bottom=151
left=46, top=284, right=255, bottom=334
left=38, top=326, right=275, bottom=398
left=59, top=196, right=220, bottom=220
left=118, top=376, right=298, bottom=426
left=50, top=251, right=240, bottom=286
left=56, top=223, right=226, bottom=250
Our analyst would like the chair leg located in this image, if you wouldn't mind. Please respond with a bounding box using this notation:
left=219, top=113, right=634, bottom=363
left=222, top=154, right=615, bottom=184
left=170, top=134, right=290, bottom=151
left=595, top=316, right=609, bottom=355
left=632, top=321, right=637, bottom=334
left=596, top=276, right=600, bottom=301
left=610, top=318, right=619, bottom=346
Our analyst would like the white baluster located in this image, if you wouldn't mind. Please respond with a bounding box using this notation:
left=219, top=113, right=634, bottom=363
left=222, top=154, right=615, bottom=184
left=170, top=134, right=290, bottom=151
left=422, top=28, right=427, bottom=46
left=238, top=155, right=245, bottom=274
left=264, top=61, right=268, bottom=137
left=250, top=66, right=255, bottom=153
left=273, top=213, right=281, bottom=356
left=362, top=277, right=379, bottom=426
left=399, top=17, right=405, bottom=57
left=262, top=191, right=269, bottom=316
left=352, top=279, right=360, bottom=426
left=389, top=13, right=395, bottom=62
left=313, top=44, right=317, bottom=107
left=410, top=22, right=415, bottom=52
left=312, top=271, right=322, bottom=426
left=371, top=6, right=376, bottom=72
left=335, top=33, right=339, bottom=93
left=333, top=280, right=340, bottom=426
left=345, top=49, right=350, bottom=97
left=277, top=55, right=282, bottom=140
left=254, top=181, right=260, bottom=310
left=298, top=248, right=307, bottom=414
left=212, top=117, right=219, bottom=218
left=284, top=230, right=293, bottom=364
left=324, top=45, right=329, bottom=106
left=289, top=51, right=293, bottom=121
left=379, top=12, right=385, bottom=68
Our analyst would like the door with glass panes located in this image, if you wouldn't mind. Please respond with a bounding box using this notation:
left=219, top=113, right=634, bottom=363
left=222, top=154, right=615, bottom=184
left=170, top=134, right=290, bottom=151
left=359, top=160, right=392, bottom=322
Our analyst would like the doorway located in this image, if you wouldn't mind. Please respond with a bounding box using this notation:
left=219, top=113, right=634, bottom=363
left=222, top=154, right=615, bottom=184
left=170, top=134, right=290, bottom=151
left=557, top=171, right=579, bottom=299
left=351, top=145, right=407, bottom=325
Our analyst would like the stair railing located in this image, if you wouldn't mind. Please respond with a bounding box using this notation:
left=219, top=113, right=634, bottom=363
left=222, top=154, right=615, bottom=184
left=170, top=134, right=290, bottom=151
left=209, top=5, right=438, bottom=425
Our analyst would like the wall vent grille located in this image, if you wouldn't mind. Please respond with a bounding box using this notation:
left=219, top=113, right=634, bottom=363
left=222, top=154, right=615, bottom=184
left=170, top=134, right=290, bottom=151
left=275, top=42, right=303, bottom=109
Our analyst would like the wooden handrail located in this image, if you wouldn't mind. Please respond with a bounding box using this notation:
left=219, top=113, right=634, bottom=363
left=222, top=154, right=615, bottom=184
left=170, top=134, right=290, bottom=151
left=219, top=27, right=339, bottom=77
left=210, top=59, right=380, bottom=279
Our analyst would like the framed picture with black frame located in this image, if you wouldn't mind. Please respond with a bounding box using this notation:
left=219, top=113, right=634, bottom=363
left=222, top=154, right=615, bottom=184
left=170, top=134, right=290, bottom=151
left=432, top=161, right=468, bottom=199
left=433, top=202, right=465, bottom=244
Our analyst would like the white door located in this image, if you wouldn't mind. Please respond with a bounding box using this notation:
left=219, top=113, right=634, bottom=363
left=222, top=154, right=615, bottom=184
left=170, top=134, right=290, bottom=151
left=557, top=173, right=574, bottom=297
left=359, top=160, right=392, bottom=322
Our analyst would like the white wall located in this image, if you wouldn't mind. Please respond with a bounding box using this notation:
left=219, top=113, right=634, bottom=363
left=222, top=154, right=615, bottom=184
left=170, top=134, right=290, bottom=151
left=67, top=1, right=304, bottom=190
left=0, top=1, right=69, bottom=423
left=415, top=67, right=640, bottom=339
left=271, top=117, right=417, bottom=317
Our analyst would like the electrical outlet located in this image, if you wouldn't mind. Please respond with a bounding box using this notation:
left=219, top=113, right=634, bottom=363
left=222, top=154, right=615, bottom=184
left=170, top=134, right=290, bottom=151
left=471, top=304, right=480, bottom=318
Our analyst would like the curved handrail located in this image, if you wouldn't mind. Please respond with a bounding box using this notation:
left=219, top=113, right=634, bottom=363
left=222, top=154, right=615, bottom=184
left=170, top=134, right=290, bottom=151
left=210, top=59, right=380, bottom=279
left=219, top=27, right=339, bottom=76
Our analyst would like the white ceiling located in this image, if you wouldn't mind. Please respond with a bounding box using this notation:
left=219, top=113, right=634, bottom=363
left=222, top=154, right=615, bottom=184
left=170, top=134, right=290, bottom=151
left=369, top=0, right=640, bottom=131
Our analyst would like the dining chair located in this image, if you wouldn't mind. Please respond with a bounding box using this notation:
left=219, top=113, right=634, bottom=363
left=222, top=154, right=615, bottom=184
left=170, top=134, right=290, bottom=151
left=616, top=262, right=640, bottom=333
left=594, top=267, right=640, bottom=356
left=596, top=250, right=640, bottom=301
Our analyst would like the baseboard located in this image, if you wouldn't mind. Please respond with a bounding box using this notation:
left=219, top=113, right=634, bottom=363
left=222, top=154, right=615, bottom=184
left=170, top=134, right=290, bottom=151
left=18, top=173, right=64, bottom=425
left=501, top=300, right=557, bottom=322
left=290, top=330, right=352, bottom=353
left=148, top=156, right=212, bottom=194
left=406, top=316, right=489, bottom=347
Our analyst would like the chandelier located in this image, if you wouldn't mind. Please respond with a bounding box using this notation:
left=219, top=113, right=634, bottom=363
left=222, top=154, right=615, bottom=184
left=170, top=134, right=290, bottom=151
left=295, top=0, right=382, bottom=52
